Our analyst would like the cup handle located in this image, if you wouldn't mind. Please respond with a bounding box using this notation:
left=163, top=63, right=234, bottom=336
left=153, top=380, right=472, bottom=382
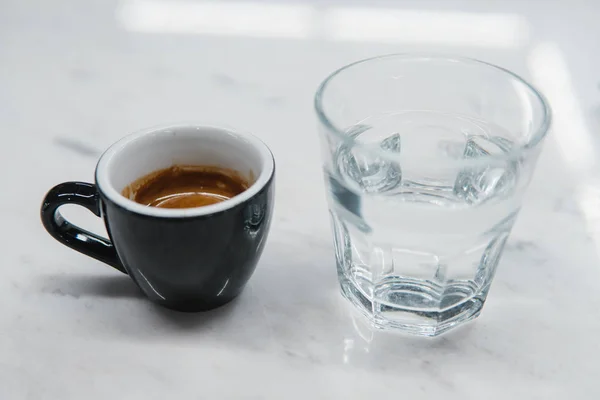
left=40, top=181, right=127, bottom=274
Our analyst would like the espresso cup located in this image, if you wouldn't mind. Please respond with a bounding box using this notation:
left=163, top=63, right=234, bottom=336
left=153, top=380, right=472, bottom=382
left=41, top=124, right=275, bottom=312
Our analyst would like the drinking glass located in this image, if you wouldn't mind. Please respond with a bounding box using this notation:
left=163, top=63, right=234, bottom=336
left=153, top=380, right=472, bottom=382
left=315, top=55, right=551, bottom=336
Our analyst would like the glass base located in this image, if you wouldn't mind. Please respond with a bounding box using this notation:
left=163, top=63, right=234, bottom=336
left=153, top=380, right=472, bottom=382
left=339, top=270, right=486, bottom=337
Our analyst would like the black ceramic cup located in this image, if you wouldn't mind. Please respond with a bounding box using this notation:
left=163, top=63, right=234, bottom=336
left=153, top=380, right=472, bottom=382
left=41, top=124, right=275, bottom=312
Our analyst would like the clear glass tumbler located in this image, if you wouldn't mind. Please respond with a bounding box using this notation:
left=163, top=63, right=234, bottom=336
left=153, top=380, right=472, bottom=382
left=315, top=55, right=551, bottom=336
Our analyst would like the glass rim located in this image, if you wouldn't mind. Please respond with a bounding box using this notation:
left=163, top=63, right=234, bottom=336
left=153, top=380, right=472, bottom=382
left=314, top=53, right=552, bottom=167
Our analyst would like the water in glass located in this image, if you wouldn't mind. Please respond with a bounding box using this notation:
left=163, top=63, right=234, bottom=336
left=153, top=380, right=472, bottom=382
left=325, top=111, right=531, bottom=336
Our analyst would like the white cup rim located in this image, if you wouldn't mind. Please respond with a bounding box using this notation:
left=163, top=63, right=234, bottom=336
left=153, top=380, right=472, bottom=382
left=95, top=123, right=274, bottom=218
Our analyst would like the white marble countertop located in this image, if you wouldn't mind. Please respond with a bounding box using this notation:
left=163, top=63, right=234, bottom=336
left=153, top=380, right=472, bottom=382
left=2, top=0, right=600, bottom=398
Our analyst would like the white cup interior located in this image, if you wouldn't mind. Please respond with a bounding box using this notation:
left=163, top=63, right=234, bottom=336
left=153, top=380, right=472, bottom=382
left=96, top=124, right=274, bottom=218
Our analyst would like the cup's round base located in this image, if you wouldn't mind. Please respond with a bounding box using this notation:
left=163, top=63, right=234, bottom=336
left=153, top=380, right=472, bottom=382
left=340, top=276, right=486, bottom=337
left=154, top=295, right=238, bottom=313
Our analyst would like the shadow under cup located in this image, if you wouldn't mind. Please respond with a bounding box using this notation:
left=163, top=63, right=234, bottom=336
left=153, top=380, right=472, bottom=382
left=41, top=125, right=275, bottom=312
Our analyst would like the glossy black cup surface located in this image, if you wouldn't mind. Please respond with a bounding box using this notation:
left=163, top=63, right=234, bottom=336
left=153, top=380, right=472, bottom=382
left=41, top=125, right=274, bottom=312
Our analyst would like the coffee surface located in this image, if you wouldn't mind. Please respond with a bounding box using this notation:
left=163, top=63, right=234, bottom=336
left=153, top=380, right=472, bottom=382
left=123, top=165, right=250, bottom=209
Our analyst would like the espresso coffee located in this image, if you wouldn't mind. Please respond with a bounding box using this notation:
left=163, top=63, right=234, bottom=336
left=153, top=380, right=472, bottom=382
left=123, top=165, right=250, bottom=209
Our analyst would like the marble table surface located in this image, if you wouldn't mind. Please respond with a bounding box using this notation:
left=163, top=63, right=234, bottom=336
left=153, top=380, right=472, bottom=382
left=2, top=0, right=600, bottom=398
